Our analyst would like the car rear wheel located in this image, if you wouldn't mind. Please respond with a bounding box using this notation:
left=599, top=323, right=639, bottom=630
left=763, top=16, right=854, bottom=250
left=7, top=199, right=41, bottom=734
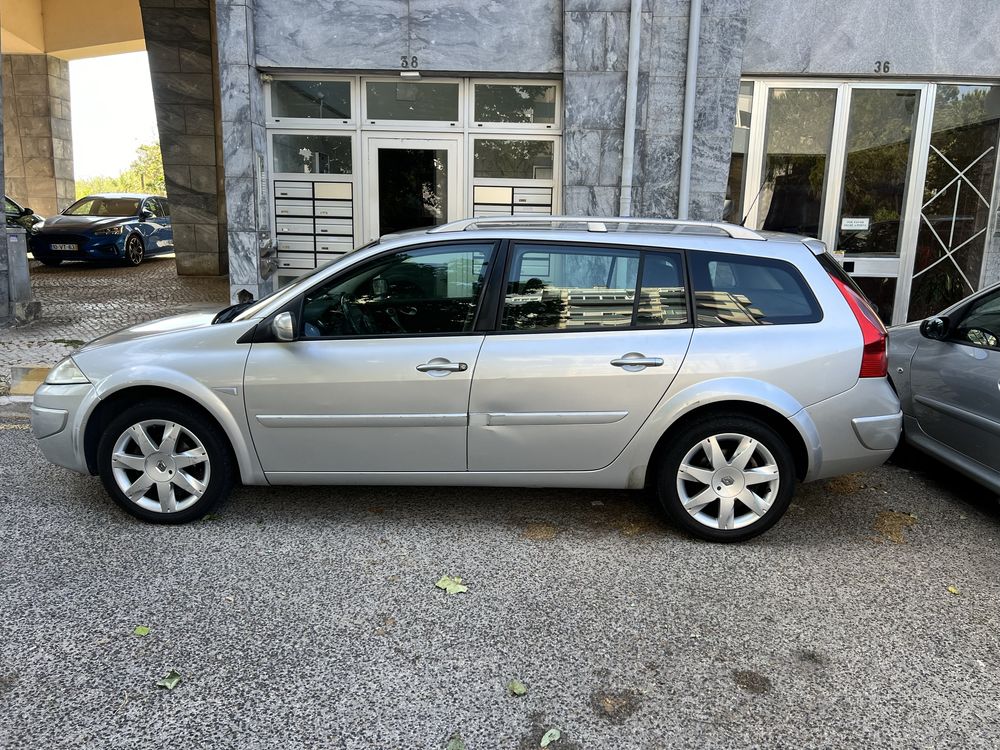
left=97, top=400, right=235, bottom=523
left=656, top=416, right=795, bottom=542
left=125, top=234, right=144, bottom=266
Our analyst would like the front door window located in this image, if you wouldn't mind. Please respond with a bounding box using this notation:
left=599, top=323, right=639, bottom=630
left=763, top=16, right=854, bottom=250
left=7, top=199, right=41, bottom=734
left=377, top=147, right=450, bottom=236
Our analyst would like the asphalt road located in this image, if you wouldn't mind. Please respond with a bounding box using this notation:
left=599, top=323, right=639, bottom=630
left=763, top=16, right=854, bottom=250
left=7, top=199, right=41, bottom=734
left=2, top=415, right=1000, bottom=749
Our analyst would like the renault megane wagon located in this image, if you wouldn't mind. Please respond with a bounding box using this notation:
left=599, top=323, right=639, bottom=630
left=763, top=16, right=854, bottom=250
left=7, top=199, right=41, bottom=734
left=31, top=217, right=901, bottom=541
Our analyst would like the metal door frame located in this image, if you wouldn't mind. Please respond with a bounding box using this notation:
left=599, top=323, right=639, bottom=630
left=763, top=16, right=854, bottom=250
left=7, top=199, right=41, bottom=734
left=362, top=133, right=464, bottom=244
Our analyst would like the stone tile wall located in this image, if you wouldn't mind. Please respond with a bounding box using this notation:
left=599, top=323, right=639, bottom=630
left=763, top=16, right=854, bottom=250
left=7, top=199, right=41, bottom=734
left=139, top=0, right=228, bottom=277
left=2, top=55, right=75, bottom=218
left=562, top=0, right=749, bottom=220
left=1, top=50, right=8, bottom=324
left=217, top=0, right=273, bottom=303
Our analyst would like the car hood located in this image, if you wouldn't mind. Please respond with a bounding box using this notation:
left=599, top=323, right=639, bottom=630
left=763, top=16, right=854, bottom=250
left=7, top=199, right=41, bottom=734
left=37, top=214, right=133, bottom=233
left=80, top=308, right=223, bottom=350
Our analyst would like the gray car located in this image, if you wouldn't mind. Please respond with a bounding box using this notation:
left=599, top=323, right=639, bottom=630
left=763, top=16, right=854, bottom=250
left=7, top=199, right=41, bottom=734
left=31, top=217, right=901, bottom=541
left=889, top=282, right=1000, bottom=494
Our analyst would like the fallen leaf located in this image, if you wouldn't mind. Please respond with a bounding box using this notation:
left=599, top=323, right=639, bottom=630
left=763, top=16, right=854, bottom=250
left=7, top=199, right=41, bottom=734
left=507, top=678, right=527, bottom=696
left=155, top=670, right=182, bottom=690
left=444, top=732, right=466, bottom=750
left=522, top=522, right=558, bottom=540
left=202, top=514, right=220, bottom=522
left=947, top=585, right=961, bottom=596
left=435, top=575, right=468, bottom=595
left=540, top=728, right=561, bottom=747
left=132, top=625, right=150, bottom=637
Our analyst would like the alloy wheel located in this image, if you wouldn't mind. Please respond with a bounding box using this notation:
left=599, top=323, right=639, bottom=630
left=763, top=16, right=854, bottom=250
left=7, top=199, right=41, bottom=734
left=126, top=235, right=144, bottom=265
left=110, top=419, right=211, bottom=514
left=675, top=432, right=781, bottom=531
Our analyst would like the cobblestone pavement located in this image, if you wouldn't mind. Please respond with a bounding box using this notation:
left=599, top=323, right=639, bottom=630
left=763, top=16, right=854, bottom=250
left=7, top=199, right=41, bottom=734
left=1, top=257, right=228, bottom=391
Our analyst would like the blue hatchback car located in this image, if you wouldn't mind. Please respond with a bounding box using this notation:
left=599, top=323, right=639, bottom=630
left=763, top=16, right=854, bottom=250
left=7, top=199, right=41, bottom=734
left=29, top=193, right=173, bottom=267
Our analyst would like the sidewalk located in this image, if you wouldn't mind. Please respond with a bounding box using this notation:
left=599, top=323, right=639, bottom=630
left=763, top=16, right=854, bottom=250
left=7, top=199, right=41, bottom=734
left=1, top=257, right=228, bottom=395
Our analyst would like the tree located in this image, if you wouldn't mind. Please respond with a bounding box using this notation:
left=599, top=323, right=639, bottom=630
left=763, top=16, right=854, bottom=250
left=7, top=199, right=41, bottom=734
left=75, top=142, right=166, bottom=198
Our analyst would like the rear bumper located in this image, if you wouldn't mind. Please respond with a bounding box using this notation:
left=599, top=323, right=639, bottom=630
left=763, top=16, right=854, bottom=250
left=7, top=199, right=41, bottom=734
left=799, top=378, right=901, bottom=481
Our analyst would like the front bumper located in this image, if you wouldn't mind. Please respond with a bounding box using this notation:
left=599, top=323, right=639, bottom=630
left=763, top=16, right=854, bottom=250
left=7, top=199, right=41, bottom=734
left=29, top=234, right=126, bottom=261
left=31, top=382, right=97, bottom=474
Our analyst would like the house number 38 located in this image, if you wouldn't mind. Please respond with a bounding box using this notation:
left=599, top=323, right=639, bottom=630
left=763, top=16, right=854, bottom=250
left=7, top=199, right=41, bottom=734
left=874, top=60, right=891, bottom=73
left=401, top=55, right=419, bottom=69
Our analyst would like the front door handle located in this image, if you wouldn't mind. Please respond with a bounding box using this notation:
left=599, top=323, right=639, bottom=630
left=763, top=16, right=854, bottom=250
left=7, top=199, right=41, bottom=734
left=610, top=353, right=664, bottom=372
left=416, top=357, right=468, bottom=376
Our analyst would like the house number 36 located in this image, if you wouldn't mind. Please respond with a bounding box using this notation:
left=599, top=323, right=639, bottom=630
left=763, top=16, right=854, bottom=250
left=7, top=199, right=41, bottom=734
left=874, top=60, right=891, bottom=73
left=401, top=55, right=419, bottom=69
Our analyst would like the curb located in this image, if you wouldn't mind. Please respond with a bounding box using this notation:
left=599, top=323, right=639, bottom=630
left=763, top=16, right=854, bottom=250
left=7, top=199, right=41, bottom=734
left=8, top=366, right=49, bottom=397
left=0, top=396, right=32, bottom=417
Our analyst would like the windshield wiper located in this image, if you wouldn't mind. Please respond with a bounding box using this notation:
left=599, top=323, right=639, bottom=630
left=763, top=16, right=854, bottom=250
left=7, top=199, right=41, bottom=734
left=212, top=301, right=253, bottom=324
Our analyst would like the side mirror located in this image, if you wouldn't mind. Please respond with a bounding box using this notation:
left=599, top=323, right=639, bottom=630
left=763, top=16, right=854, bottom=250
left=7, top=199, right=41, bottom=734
left=20, top=206, right=33, bottom=217
left=139, top=209, right=152, bottom=220
left=919, top=316, right=950, bottom=340
left=271, top=311, right=297, bottom=342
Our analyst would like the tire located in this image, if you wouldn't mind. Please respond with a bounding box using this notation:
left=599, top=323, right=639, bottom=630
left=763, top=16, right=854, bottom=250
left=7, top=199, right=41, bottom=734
left=97, top=399, right=235, bottom=524
left=656, top=415, right=795, bottom=543
left=38, top=258, right=63, bottom=267
left=124, top=234, right=145, bottom=266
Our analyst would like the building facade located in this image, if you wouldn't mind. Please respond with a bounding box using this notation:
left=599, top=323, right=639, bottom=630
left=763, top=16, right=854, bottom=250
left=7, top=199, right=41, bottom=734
left=3, top=0, right=1000, bottom=327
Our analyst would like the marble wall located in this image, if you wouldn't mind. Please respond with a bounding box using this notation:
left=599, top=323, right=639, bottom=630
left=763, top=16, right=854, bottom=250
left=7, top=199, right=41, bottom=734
left=254, top=0, right=562, bottom=74
left=217, top=0, right=274, bottom=303
left=139, top=0, right=227, bottom=277
left=2, top=55, right=75, bottom=218
left=744, top=0, right=1000, bottom=78
left=0, top=50, right=8, bottom=324
left=562, top=0, right=749, bottom=220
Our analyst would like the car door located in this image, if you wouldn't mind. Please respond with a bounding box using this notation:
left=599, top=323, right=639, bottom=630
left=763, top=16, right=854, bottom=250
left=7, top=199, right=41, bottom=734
left=910, top=287, right=1000, bottom=471
left=243, top=241, right=498, bottom=474
left=140, top=198, right=169, bottom=252
left=467, top=242, right=693, bottom=472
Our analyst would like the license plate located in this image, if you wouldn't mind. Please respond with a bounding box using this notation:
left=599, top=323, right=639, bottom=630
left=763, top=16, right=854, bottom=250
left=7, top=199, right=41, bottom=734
left=51, top=243, right=77, bottom=251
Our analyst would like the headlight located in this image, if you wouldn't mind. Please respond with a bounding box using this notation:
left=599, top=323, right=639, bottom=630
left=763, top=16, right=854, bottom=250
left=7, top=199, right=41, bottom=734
left=94, top=225, right=125, bottom=236
left=45, top=357, right=90, bottom=385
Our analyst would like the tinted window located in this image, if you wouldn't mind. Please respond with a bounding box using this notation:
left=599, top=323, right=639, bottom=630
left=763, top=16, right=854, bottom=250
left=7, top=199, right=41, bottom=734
left=5, top=198, right=18, bottom=214
left=160, top=199, right=170, bottom=216
left=690, top=251, right=821, bottom=326
left=143, top=198, right=162, bottom=218
left=301, top=243, right=495, bottom=338
left=637, top=252, right=688, bottom=327
left=954, top=289, right=1000, bottom=350
left=501, top=244, right=639, bottom=331
left=65, top=197, right=140, bottom=217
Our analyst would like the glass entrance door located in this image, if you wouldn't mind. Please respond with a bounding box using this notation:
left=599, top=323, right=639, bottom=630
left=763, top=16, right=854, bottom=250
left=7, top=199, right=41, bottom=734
left=364, top=136, right=461, bottom=242
left=832, top=85, right=927, bottom=323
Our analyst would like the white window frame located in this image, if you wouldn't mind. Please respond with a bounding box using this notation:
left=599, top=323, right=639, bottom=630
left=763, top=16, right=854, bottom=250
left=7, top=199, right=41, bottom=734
left=265, top=75, right=357, bottom=130
left=468, top=133, right=562, bottom=214
left=468, top=78, right=562, bottom=133
left=361, top=76, right=465, bottom=130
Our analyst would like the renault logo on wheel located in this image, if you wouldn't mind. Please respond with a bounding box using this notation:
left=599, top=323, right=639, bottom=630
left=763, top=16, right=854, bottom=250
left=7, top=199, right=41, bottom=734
left=721, top=476, right=735, bottom=487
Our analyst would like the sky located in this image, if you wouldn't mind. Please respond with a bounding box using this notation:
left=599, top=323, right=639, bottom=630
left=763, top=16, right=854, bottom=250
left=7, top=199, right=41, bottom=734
left=69, top=52, right=159, bottom=180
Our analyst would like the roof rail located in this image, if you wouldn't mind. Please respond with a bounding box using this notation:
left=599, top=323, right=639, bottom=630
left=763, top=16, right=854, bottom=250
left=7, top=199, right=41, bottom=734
left=427, top=215, right=766, bottom=241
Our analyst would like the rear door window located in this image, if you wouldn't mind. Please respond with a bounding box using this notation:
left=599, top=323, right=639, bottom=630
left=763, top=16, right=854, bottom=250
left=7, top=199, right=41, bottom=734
left=690, top=251, right=821, bottom=326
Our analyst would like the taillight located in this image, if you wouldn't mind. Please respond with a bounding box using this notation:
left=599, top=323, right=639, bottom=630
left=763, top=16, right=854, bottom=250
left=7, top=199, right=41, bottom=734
left=830, top=274, right=887, bottom=378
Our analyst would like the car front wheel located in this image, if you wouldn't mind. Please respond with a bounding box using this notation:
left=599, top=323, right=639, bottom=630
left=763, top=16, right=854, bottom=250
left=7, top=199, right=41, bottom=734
left=657, top=415, right=795, bottom=542
left=124, top=234, right=145, bottom=266
left=97, top=400, right=234, bottom=523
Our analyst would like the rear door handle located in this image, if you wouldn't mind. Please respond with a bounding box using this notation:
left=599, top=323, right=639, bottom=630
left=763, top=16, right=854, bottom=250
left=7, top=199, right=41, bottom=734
left=611, top=354, right=664, bottom=371
left=416, top=358, right=468, bottom=375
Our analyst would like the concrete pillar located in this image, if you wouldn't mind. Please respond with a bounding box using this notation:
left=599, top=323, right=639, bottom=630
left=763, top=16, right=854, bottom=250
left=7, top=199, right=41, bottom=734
left=139, top=0, right=228, bottom=277
left=2, top=54, right=75, bottom=218
left=216, top=0, right=275, bottom=303
left=0, top=49, right=8, bottom=326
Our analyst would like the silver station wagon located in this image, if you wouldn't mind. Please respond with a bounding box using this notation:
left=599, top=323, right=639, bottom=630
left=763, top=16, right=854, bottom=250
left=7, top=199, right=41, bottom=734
left=32, top=217, right=901, bottom=541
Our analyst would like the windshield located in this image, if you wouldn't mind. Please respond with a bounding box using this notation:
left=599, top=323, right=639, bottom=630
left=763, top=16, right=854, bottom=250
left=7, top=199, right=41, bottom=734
left=231, top=242, right=381, bottom=322
left=65, top=197, right=140, bottom=217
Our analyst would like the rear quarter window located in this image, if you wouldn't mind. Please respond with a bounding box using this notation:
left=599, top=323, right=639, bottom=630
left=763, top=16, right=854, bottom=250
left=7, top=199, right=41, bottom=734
left=690, top=251, right=821, bottom=326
